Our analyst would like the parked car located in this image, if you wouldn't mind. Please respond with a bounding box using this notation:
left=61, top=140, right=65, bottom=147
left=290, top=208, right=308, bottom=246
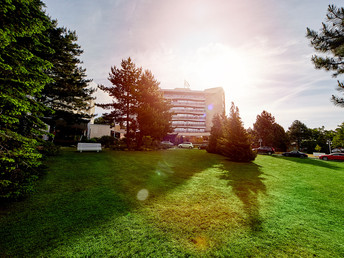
left=254, top=146, right=275, bottom=155
left=282, top=151, right=308, bottom=158
left=331, top=148, right=344, bottom=153
left=160, top=141, right=174, bottom=147
left=319, top=153, right=344, bottom=161
left=198, top=143, right=208, bottom=149
left=178, top=142, right=194, bottom=149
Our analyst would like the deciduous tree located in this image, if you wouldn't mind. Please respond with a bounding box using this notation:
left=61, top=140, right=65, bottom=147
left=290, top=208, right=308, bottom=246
left=136, top=70, right=172, bottom=146
left=287, top=120, right=311, bottom=151
left=332, top=122, right=344, bottom=147
left=0, top=0, right=53, bottom=199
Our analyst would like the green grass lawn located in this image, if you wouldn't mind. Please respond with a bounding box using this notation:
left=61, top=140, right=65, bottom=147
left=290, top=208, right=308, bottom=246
left=1, top=148, right=343, bottom=257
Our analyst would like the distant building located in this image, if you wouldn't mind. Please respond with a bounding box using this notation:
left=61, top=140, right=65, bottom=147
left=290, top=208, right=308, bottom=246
left=88, top=124, right=125, bottom=139
left=161, top=87, right=225, bottom=142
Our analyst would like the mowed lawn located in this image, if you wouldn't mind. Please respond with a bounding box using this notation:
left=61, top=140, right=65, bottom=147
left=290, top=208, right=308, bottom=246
left=0, top=149, right=343, bottom=257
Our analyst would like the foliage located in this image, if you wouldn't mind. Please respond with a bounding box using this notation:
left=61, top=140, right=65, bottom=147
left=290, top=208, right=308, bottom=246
left=38, top=21, right=95, bottom=143
left=206, top=114, right=224, bottom=154
left=98, top=135, right=116, bottom=148
left=307, top=5, right=344, bottom=107
left=0, top=0, right=53, bottom=199
left=273, top=123, right=289, bottom=151
left=252, top=110, right=288, bottom=151
left=287, top=120, right=311, bottom=150
left=94, top=116, right=110, bottom=125
left=219, top=103, right=256, bottom=162
left=97, top=58, right=172, bottom=149
left=332, top=122, right=344, bottom=147
left=315, top=144, right=322, bottom=152
left=37, top=141, right=60, bottom=157
left=136, top=70, right=172, bottom=146
left=98, top=58, right=142, bottom=148
left=252, top=111, right=275, bottom=146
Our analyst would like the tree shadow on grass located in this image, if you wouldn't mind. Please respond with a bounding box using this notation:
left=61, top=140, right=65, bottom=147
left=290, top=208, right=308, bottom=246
left=0, top=149, right=217, bottom=256
left=218, top=161, right=266, bottom=232
left=272, top=155, right=344, bottom=170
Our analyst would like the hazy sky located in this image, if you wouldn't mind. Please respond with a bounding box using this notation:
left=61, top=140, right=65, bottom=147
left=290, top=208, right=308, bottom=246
left=44, top=0, right=343, bottom=130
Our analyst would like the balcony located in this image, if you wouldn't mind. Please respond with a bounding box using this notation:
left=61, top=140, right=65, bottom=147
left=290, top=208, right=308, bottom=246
left=172, top=116, right=206, bottom=122
left=171, top=101, right=204, bottom=108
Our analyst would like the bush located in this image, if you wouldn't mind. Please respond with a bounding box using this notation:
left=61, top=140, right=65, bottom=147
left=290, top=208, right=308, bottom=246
left=98, top=136, right=116, bottom=148
left=37, top=141, right=60, bottom=156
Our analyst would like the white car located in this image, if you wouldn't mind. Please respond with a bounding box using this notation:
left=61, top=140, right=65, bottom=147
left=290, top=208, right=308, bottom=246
left=178, top=142, right=194, bottom=149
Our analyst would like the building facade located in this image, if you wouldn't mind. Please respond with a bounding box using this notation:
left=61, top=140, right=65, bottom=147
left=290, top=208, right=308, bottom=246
left=161, top=87, right=225, bottom=141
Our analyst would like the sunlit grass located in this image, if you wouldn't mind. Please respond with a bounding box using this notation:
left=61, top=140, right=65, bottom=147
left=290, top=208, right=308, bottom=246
left=0, top=149, right=343, bottom=256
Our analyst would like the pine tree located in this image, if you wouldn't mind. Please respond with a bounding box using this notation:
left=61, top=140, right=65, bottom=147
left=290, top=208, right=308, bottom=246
left=207, top=113, right=225, bottom=154
left=39, top=21, right=95, bottom=130
left=98, top=58, right=142, bottom=148
left=220, top=103, right=256, bottom=162
left=307, top=5, right=344, bottom=107
left=0, top=0, right=53, bottom=199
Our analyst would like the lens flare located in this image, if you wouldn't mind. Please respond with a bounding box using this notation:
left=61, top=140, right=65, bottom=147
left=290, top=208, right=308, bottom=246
left=137, top=189, right=149, bottom=201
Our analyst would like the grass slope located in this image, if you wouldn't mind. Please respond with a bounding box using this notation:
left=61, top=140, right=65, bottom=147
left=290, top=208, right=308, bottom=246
left=0, top=148, right=343, bottom=257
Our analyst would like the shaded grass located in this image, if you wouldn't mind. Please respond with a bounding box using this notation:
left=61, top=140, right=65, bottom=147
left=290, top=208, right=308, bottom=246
left=0, top=149, right=343, bottom=257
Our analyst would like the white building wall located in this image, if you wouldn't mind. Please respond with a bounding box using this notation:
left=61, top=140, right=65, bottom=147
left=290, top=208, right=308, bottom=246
left=89, top=124, right=111, bottom=138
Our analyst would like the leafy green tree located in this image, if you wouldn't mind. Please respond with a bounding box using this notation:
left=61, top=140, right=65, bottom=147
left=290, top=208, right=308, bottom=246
left=273, top=123, right=289, bottom=152
left=98, top=58, right=142, bottom=148
left=287, top=120, right=311, bottom=151
left=136, top=70, right=172, bottom=146
left=332, top=122, right=344, bottom=147
left=0, top=0, right=53, bottom=199
left=207, top=113, right=225, bottom=154
left=307, top=5, right=344, bottom=107
left=219, top=103, right=256, bottom=162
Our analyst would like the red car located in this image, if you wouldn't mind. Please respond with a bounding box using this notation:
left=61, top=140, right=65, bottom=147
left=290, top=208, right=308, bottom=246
left=319, top=153, right=344, bottom=161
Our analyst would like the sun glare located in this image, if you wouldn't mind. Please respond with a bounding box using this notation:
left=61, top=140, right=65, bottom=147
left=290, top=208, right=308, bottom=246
left=182, top=43, right=259, bottom=99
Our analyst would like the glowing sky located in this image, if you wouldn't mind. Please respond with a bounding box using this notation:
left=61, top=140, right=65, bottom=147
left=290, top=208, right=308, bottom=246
left=44, top=0, right=343, bottom=130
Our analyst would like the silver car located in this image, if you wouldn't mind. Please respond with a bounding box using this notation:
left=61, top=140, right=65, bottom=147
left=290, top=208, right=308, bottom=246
left=178, top=142, right=194, bottom=149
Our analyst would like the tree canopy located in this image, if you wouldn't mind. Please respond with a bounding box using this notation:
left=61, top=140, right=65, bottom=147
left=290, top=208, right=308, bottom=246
left=97, top=58, right=172, bottom=149
left=252, top=111, right=288, bottom=151
left=0, top=0, right=53, bottom=199
left=39, top=21, right=95, bottom=124
left=0, top=0, right=93, bottom=199
left=307, top=5, right=344, bottom=107
left=207, top=103, right=256, bottom=162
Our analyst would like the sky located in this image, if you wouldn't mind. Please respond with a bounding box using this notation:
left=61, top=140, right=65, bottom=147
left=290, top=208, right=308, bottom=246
left=43, top=0, right=344, bottom=130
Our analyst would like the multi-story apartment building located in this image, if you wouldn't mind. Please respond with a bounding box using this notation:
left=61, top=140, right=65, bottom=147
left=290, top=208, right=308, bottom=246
left=161, top=87, right=225, bottom=141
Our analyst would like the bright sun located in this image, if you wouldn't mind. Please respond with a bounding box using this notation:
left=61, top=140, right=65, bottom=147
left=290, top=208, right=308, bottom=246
left=181, top=43, right=259, bottom=99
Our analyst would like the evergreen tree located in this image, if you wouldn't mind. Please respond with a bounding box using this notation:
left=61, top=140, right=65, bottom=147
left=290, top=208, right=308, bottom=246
left=220, top=103, right=256, bottom=162
left=0, top=0, right=53, bottom=199
left=39, top=21, right=95, bottom=133
left=207, top=113, right=225, bottom=154
left=136, top=70, right=172, bottom=146
left=307, top=5, right=344, bottom=107
left=97, top=58, right=142, bottom=148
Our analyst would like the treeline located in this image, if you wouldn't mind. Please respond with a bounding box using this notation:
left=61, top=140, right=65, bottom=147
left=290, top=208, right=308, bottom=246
left=207, top=108, right=344, bottom=161
left=0, top=1, right=93, bottom=200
